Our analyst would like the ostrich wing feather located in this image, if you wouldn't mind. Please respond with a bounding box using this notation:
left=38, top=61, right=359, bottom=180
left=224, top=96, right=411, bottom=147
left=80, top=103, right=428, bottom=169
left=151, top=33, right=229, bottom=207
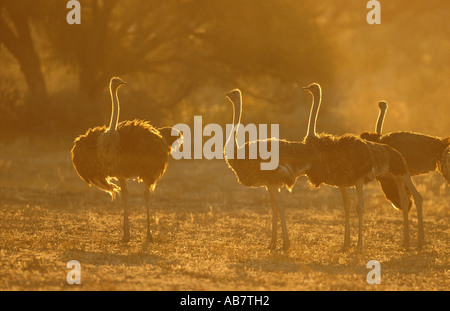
left=115, top=120, right=170, bottom=190
left=376, top=176, right=412, bottom=211
left=381, top=132, right=446, bottom=175
left=304, top=134, right=375, bottom=188
left=225, top=139, right=306, bottom=191
left=71, top=127, right=120, bottom=197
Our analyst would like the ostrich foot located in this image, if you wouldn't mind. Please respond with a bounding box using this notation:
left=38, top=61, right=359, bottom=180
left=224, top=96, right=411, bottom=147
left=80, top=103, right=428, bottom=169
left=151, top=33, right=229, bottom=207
left=122, top=234, right=130, bottom=243
left=401, top=239, right=410, bottom=249
left=417, top=238, right=425, bottom=250
left=268, top=240, right=277, bottom=250
left=146, top=232, right=153, bottom=243
left=282, top=240, right=290, bottom=252
left=340, top=242, right=351, bottom=252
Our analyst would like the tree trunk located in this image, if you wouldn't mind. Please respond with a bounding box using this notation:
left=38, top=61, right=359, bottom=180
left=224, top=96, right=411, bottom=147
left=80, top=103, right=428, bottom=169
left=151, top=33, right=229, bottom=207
left=0, top=9, right=48, bottom=106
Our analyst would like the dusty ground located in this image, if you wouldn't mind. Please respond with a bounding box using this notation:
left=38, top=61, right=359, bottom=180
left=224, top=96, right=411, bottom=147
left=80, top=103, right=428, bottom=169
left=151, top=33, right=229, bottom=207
left=0, top=138, right=448, bottom=291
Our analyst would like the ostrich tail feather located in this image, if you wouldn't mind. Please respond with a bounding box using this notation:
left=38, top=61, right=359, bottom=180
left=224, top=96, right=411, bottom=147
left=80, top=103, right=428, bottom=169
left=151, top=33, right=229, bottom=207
left=90, top=177, right=121, bottom=199
left=158, top=127, right=183, bottom=150
left=377, top=176, right=413, bottom=212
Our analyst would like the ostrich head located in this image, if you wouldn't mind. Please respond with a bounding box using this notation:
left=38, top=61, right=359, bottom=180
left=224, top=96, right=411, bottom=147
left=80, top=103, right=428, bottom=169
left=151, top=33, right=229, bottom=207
left=302, top=83, right=321, bottom=96
left=378, top=101, right=388, bottom=110
left=110, top=77, right=127, bottom=90
left=225, top=89, right=242, bottom=104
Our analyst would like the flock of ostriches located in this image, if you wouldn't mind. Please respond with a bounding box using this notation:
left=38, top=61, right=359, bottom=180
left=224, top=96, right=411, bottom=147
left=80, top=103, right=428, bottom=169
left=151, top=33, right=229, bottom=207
left=71, top=77, right=449, bottom=251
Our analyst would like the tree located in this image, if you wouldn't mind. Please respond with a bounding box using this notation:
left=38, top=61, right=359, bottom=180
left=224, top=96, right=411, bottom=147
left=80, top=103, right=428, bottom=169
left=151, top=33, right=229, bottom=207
left=44, top=0, right=332, bottom=104
left=0, top=1, right=48, bottom=105
left=0, top=0, right=333, bottom=136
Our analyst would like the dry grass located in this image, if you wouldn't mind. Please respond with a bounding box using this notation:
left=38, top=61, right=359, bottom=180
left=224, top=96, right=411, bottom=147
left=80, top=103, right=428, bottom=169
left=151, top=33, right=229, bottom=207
left=0, top=139, right=448, bottom=291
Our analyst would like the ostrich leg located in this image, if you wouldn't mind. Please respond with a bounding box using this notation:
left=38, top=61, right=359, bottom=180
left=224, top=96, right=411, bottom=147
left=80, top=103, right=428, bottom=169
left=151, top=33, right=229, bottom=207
left=144, top=187, right=153, bottom=243
left=393, top=177, right=411, bottom=248
left=355, top=179, right=365, bottom=250
left=119, top=178, right=130, bottom=242
left=396, top=175, right=424, bottom=248
left=278, top=204, right=290, bottom=251
left=267, top=187, right=279, bottom=250
left=339, top=187, right=351, bottom=250
left=402, top=176, right=424, bottom=248
left=269, top=186, right=290, bottom=251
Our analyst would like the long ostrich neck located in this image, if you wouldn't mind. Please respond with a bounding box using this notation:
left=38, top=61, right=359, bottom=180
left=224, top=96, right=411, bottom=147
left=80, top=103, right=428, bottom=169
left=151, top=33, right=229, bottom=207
left=108, top=85, right=120, bottom=131
left=306, top=89, right=321, bottom=138
left=376, top=106, right=387, bottom=135
left=224, top=94, right=242, bottom=152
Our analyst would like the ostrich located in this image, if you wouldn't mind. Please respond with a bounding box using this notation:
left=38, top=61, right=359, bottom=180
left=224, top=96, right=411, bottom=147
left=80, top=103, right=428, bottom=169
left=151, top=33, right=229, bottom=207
left=361, top=101, right=450, bottom=209
left=224, top=89, right=308, bottom=251
left=301, top=83, right=424, bottom=249
left=71, top=77, right=181, bottom=242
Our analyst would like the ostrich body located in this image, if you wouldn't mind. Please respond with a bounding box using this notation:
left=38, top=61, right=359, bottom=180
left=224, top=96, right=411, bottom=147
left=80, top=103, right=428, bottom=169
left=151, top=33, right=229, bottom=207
left=224, top=89, right=308, bottom=251
left=360, top=101, right=450, bottom=209
left=71, top=77, right=178, bottom=242
left=301, top=83, right=424, bottom=249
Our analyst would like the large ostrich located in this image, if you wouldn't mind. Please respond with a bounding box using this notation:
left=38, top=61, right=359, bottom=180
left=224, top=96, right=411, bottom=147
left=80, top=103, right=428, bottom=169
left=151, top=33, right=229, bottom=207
left=224, top=89, right=308, bottom=251
left=361, top=101, right=450, bottom=209
left=301, top=83, right=424, bottom=249
left=71, top=77, right=181, bottom=242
